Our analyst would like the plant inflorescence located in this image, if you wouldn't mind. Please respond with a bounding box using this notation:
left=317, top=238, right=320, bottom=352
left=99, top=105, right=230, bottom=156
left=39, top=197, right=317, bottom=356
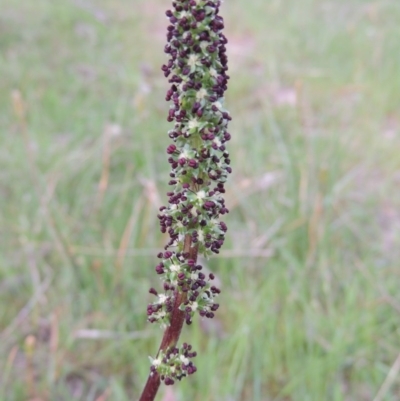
left=139, top=0, right=231, bottom=398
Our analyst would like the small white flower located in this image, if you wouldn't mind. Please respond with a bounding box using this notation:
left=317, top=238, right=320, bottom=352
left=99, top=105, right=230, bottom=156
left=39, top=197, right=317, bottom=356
left=200, top=41, right=209, bottom=51
left=180, top=355, right=189, bottom=365
left=152, top=358, right=162, bottom=367
left=191, top=301, right=198, bottom=311
left=158, top=294, right=168, bottom=303
left=188, top=118, right=200, bottom=130
left=213, top=138, right=222, bottom=147
left=196, top=190, right=206, bottom=200
left=191, top=272, right=199, bottom=280
left=210, top=67, right=218, bottom=77
left=198, top=229, right=205, bottom=242
left=196, top=88, right=208, bottom=100
left=188, top=54, right=199, bottom=68
left=213, top=101, right=223, bottom=110
left=170, top=264, right=181, bottom=272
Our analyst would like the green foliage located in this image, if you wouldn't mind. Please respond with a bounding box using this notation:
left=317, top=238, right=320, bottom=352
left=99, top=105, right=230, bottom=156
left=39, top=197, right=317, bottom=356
left=1, top=0, right=400, bottom=400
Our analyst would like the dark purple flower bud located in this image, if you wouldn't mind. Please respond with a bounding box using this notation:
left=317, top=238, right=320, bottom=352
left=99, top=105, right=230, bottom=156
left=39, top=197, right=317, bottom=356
left=204, top=201, right=215, bottom=209
left=211, top=286, right=221, bottom=294
left=195, top=11, right=205, bottom=22
left=155, top=265, right=164, bottom=274
left=167, top=144, right=177, bottom=154
left=192, top=101, right=200, bottom=112
left=149, top=288, right=158, bottom=295
left=188, top=159, right=198, bottom=168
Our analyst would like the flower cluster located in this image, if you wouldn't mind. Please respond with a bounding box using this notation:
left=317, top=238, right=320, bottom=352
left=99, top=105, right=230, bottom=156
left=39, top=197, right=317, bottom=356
left=149, top=343, right=197, bottom=385
left=147, top=252, right=221, bottom=326
left=159, top=0, right=231, bottom=254
left=145, top=0, right=230, bottom=385
left=148, top=0, right=230, bottom=328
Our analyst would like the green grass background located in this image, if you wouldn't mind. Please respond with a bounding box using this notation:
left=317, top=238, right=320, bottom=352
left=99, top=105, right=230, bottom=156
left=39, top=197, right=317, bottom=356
left=1, top=0, right=400, bottom=400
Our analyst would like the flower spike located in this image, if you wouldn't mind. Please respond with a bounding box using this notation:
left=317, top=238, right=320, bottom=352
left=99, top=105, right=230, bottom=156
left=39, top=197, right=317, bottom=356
left=139, top=1, right=231, bottom=399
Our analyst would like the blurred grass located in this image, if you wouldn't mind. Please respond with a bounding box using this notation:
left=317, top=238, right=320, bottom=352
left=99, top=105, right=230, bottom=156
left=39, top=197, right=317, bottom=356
left=1, top=0, right=400, bottom=400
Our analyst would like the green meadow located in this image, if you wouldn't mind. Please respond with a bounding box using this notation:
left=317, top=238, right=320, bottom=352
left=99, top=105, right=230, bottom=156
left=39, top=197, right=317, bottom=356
left=1, top=0, right=400, bottom=399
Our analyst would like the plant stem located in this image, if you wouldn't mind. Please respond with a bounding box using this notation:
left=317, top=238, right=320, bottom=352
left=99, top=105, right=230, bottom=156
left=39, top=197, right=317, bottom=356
left=139, top=235, right=198, bottom=401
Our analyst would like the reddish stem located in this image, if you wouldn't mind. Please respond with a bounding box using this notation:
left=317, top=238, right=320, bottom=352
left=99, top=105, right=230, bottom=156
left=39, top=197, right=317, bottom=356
left=139, top=235, right=198, bottom=401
